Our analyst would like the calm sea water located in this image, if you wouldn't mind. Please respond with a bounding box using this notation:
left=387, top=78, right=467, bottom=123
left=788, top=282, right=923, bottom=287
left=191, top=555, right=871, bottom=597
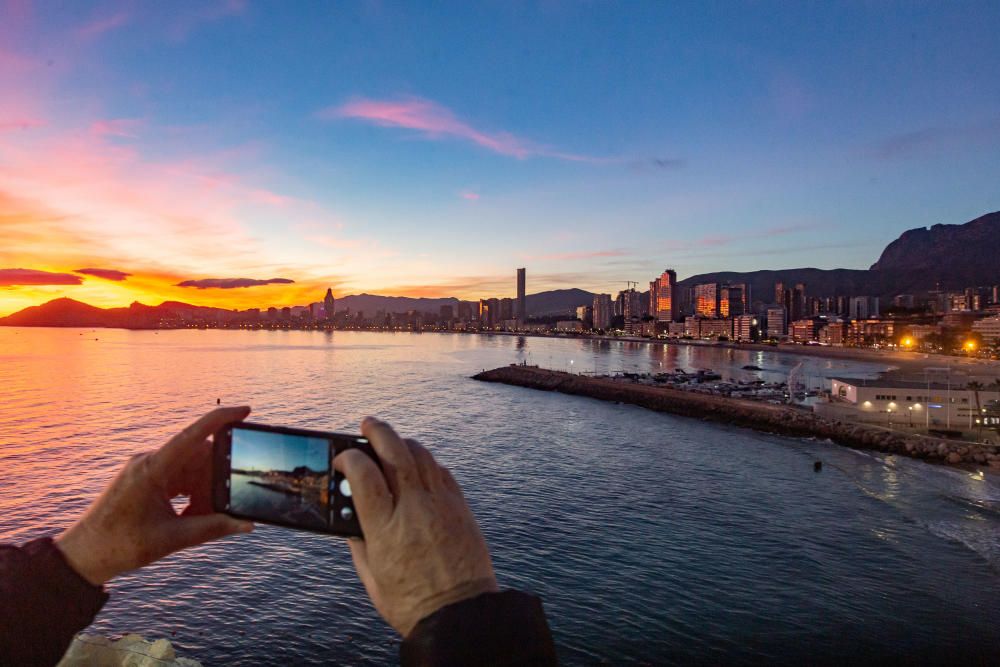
left=2, top=328, right=999, bottom=665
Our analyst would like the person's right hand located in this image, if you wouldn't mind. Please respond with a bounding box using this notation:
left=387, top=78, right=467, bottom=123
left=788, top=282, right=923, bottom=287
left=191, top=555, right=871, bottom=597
left=334, top=418, right=498, bottom=636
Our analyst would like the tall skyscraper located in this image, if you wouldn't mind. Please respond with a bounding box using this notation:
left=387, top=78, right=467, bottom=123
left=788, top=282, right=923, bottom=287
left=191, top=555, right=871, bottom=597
left=516, top=268, right=526, bottom=323
left=593, top=293, right=613, bottom=330
left=653, top=269, right=678, bottom=322
left=324, top=288, right=335, bottom=320
left=694, top=282, right=719, bottom=318
left=622, top=287, right=642, bottom=333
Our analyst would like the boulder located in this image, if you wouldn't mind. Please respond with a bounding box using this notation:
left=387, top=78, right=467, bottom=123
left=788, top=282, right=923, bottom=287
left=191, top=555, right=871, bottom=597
left=947, top=452, right=963, bottom=464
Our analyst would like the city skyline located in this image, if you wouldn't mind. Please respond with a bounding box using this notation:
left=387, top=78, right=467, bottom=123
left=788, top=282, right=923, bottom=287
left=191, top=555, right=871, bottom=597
left=2, top=2, right=999, bottom=316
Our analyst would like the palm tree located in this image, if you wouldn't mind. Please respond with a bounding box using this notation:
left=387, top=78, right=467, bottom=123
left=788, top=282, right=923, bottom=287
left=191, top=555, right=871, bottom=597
left=968, top=381, right=984, bottom=441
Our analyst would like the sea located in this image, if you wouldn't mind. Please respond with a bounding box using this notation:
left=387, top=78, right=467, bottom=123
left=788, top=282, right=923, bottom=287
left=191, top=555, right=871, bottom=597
left=1, top=328, right=999, bottom=665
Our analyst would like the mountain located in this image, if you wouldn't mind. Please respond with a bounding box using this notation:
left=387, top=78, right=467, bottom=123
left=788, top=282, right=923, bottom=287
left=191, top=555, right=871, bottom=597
left=0, top=297, right=112, bottom=327
left=336, top=294, right=459, bottom=315
left=525, top=288, right=595, bottom=316
left=0, top=288, right=597, bottom=328
left=679, top=268, right=875, bottom=300
left=681, top=211, right=1000, bottom=300
left=868, top=211, right=1000, bottom=293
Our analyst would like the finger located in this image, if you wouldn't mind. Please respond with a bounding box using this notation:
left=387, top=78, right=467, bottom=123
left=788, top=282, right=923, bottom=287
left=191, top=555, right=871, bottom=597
left=360, top=417, right=420, bottom=493
left=347, top=538, right=380, bottom=602
left=439, top=464, right=462, bottom=493
left=168, top=438, right=213, bottom=500
left=334, top=449, right=393, bottom=528
left=153, top=407, right=251, bottom=480
left=170, top=513, right=253, bottom=553
left=403, top=438, right=438, bottom=491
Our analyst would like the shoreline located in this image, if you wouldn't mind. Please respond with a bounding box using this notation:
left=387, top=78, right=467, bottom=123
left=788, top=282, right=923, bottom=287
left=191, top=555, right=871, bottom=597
left=5, top=324, right=995, bottom=374
left=473, top=365, right=1000, bottom=469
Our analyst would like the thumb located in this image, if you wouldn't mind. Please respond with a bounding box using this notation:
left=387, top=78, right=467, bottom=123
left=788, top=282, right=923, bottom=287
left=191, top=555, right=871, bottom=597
left=172, top=513, right=253, bottom=551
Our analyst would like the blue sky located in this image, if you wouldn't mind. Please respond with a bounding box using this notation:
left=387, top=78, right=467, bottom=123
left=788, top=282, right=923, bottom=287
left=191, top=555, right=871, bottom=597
left=231, top=428, right=329, bottom=473
left=1, top=1, right=998, bottom=312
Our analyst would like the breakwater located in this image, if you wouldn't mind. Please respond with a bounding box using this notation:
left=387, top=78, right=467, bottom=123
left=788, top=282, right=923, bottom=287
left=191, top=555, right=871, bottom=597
left=474, top=365, right=1000, bottom=468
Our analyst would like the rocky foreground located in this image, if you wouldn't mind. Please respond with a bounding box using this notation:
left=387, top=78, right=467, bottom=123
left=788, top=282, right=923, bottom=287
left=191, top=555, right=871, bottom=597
left=473, top=365, right=1000, bottom=469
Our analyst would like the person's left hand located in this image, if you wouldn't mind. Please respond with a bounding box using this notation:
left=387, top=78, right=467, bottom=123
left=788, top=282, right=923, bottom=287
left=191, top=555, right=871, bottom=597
left=56, top=407, right=255, bottom=586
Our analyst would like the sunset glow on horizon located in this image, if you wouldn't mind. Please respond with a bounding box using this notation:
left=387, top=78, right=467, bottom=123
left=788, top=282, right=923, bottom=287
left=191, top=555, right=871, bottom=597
left=2, top=1, right=999, bottom=317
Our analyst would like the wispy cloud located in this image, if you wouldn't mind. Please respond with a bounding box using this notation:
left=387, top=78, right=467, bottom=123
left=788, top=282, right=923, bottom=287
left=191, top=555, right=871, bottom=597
left=320, top=96, right=607, bottom=163
left=0, top=268, right=82, bottom=286
left=167, top=0, right=247, bottom=41
left=90, top=118, right=142, bottom=138
left=75, top=12, right=130, bottom=40
left=459, top=190, right=480, bottom=201
left=664, top=222, right=821, bottom=252
left=629, top=157, right=687, bottom=172
left=75, top=268, right=131, bottom=281
left=871, top=117, right=1000, bottom=160
left=175, top=277, right=295, bottom=289
left=0, top=118, right=44, bottom=132
left=528, top=249, right=628, bottom=261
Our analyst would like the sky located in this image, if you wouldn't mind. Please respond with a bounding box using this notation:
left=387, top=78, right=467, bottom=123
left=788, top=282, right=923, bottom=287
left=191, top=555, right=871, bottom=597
left=232, top=428, right=329, bottom=473
left=1, top=0, right=999, bottom=316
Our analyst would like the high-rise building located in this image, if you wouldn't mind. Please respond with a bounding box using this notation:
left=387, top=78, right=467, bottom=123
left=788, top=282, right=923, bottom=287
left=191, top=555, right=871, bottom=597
left=653, top=269, right=678, bottom=322
left=792, top=283, right=807, bottom=322
left=478, top=299, right=491, bottom=326
left=487, top=298, right=501, bottom=327
left=593, top=293, right=613, bottom=330
left=324, top=288, right=336, bottom=321
left=649, top=280, right=659, bottom=318
left=622, top=287, right=642, bottom=333
left=516, top=268, right=526, bottom=323
left=440, top=305, right=454, bottom=321
left=766, top=306, right=787, bottom=338
left=499, top=297, right=514, bottom=322
left=726, top=283, right=749, bottom=316
left=720, top=284, right=745, bottom=317
left=694, top=282, right=719, bottom=318
left=457, top=301, right=473, bottom=321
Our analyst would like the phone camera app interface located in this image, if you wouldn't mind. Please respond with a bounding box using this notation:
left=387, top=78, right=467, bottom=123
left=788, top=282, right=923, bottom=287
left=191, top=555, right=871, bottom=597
left=230, top=428, right=330, bottom=530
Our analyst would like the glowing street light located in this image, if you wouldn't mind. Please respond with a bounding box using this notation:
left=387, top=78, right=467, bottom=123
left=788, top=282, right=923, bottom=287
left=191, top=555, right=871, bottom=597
left=901, top=337, right=914, bottom=348
left=964, top=340, right=977, bottom=352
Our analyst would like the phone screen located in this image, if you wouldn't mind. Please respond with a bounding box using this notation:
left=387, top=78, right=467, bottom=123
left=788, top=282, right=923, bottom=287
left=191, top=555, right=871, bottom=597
left=229, top=427, right=332, bottom=530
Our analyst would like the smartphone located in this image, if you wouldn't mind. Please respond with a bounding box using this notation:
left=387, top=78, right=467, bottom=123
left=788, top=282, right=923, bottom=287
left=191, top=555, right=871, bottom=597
left=212, top=421, right=378, bottom=537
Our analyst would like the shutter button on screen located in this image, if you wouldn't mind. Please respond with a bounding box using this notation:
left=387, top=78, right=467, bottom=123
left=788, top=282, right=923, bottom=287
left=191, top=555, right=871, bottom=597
left=340, top=507, right=353, bottom=521
left=339, top=479, right=352, bottom=497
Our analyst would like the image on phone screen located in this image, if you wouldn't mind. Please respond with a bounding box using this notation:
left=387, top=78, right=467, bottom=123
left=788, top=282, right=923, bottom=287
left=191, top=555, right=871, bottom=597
left=229, top=428, right=330, bottom=530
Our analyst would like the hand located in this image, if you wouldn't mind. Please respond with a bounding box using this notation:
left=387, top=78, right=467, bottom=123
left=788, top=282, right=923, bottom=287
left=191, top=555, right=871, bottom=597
left=334, top=418, right=498, bottom=636
left=56, top=407, right=254, bottom=586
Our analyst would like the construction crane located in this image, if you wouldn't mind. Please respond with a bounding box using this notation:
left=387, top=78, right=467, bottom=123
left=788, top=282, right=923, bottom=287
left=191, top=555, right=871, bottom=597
left=625, top=280, right=638, bottom=291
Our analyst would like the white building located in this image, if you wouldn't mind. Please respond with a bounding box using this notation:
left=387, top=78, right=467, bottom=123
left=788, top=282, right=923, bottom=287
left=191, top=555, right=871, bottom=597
left=826, top=377, right=1000, bottom=432
left=972, top=316, right=1000, bottom=346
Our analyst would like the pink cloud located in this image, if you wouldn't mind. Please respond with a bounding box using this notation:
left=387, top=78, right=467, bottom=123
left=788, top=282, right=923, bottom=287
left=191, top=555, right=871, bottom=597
left=0, top=268, right=82, bottom=286
left=75, top=12, right=130, bottom=40
left=90, top=118, right=142, bottom=138
left=0, top=118, right=44, bottom=132
left=459, top=190, right=480, bottom=201
left=322, top=96, right=607, bottom=163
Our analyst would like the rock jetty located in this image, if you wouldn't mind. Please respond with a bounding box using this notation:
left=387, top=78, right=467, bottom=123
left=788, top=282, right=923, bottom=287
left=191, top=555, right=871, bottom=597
left=473, top=365, right=1000, bottom=469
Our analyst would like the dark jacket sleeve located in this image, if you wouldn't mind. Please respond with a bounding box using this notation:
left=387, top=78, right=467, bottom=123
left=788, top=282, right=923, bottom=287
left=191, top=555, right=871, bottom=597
left=0, top=537, right=108, bottom=667
left=400, top=590, right=557, bottom=666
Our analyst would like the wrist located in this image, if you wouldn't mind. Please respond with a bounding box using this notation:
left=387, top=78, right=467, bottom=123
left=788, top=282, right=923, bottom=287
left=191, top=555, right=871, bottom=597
left=404, top=576, right=500, bottom=637
left=56, top=524, right=116, bottom=586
